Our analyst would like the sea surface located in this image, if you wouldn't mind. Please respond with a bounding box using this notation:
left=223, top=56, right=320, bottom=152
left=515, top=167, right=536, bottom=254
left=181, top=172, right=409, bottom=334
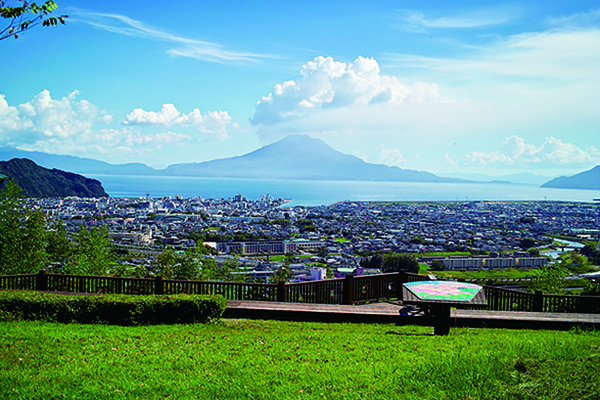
left=88, top=175, right=600, bottom=206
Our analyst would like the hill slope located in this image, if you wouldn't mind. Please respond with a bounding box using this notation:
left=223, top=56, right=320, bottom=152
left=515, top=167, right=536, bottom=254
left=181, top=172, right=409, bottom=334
left=541, top=165, right=600, bottom=190
left=164, top=135, right=463, bottom=182
left=0, top=158, right=108, bottom=198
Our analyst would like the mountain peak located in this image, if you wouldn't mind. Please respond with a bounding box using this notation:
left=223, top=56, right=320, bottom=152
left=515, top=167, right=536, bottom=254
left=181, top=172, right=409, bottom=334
left=164, top=134, right=459, bottom=182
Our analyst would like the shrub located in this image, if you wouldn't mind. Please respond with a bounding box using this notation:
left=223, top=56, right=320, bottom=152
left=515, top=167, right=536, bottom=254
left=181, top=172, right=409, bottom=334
left=0, top=291, right=227, bottom=325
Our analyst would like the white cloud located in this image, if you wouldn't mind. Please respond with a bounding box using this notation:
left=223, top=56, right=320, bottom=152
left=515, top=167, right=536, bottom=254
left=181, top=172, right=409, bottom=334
left=462, top=136, right=600, bottom=167
left=396, top=8, right=518, bottom=32
left=71, top=9, right=272, bottom=64
left=20, top=128, right=191, bottom=159
left=366, top=144, right=406, bottom=166
left=122, top=104, right=233, bottom=140
left=387, top=27, right=600, bottom=83
left=0, top=90, right=111, bottom=144
left=0, top=94, right=22, bottom=132
left=0, top=91, right=202, bottom=161
left=548, top=8, right=600, bottom=28
left=251, top=56, right=454, bottom=144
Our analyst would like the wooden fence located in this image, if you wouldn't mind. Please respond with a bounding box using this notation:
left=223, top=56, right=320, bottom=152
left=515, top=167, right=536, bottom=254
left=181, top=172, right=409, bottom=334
left=0, top=270, right=599, bottom=314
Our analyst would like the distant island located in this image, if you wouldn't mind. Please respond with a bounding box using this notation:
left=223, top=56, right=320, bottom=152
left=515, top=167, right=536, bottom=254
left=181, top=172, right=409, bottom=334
left=541, top=165, right=600, bottom=191
left=0, top=135, right=467, bottom=184
left=0, top=158, right=108, bottom=198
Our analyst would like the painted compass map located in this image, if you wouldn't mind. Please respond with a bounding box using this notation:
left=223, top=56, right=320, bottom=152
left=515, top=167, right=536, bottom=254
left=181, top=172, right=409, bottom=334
left=402, top=281, right=487, bottom=305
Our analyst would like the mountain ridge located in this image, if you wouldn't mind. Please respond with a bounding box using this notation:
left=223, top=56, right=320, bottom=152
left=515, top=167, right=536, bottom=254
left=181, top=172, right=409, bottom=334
left=0, top=136, right=467, bottom=183
left=541, top=165, right=600, bottom=190
left=163, top=135, right=465, bottom=182
left=0, top=158, right=108, bottom=198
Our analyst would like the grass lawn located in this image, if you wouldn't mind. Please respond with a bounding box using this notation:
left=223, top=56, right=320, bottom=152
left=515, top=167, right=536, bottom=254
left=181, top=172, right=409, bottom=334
left=266, top=254, right=315, bottom=262
left=1, top=319, right=599, bottom=399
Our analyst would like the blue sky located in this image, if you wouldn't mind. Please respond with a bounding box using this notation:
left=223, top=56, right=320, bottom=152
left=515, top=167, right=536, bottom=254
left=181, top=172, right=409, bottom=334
left=1, top=0, right=599, bottom=176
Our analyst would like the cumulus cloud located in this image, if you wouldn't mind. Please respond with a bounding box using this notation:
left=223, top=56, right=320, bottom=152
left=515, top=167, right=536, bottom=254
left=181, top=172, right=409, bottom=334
left=365, top=144, right=407, bottom=166
left=0, top=90, right=111, bottom=144
left=0, top=91, right=205, bottom=161
left=122, top=104, right=233, bottom=140
left=462, top=136, right=600, bottom=167
left=251, top=55, right=453, bottom=144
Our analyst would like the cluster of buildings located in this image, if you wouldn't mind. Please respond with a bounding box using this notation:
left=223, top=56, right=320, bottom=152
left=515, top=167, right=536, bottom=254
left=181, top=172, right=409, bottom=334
left=25, top=195, right=599, bottom=281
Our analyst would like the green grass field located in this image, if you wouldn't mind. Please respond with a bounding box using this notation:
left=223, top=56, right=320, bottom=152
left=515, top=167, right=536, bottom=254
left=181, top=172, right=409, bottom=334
left=1, top=319, right=599, bottom=399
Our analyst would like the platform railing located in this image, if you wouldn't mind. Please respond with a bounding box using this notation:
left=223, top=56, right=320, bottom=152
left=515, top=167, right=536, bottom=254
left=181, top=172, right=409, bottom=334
left=1, top=270, right=599, bottom=313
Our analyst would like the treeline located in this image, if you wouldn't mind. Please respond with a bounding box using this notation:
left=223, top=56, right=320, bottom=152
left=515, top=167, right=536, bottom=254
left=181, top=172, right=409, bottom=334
left=0, top=181, right=222, bottom=281
left=360, top=253, right=420, bottom=274
left=0, top=180, right=123, bottom=276
left=581, top=244, right=600, bottom=266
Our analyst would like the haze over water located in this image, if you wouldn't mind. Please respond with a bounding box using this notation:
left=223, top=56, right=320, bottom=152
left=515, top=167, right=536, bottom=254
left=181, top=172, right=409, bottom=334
left=90, top=175, right=600, bottom=206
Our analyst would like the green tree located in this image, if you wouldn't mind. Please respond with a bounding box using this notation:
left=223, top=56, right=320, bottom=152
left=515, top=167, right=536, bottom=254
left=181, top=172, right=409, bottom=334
left=581, top=280, right=600, bottom=296
left=527, top=248, right=541, bottom=257
left=201, top=256, right=244, bottom=282
left=21, top=210, right=46, bottom=273
left=0, top=180, right=47, bottom=274
left=430, top=260, right=445, bottom=271
left=0, top=181, right=26, bottom=274
left=66, top=225, right=113, bottom=275
left=519, top=237, right=538, bottom=250
left=530, top=264, right=567, bottom=294
left=270, top=261, right=292, bottom=283
left=46, top=219, right=71, bottom=264
left=381, top=254, right=420, bottom=274
left=1, top=0, right=66, bottom=40
left=173, top=247, right=202, bottom=280
left=154, top=247, right=180, bottom=279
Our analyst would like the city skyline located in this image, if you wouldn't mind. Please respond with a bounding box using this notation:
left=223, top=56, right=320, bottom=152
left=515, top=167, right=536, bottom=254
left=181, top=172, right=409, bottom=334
left=1, top=0, right=599, bottom=177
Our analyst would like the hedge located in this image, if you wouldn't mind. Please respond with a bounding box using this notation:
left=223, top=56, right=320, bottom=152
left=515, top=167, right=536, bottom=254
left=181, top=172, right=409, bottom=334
left=0, top=291, right=227, bottom=325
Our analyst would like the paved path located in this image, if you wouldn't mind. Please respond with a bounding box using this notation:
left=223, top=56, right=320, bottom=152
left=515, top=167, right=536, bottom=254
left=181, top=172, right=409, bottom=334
left=224, top=300, right=600, bottom=330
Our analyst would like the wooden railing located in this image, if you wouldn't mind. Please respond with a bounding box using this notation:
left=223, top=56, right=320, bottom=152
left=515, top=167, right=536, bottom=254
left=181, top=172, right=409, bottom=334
left=46, top=273, right=155, bottom=295
left=285, top=279, right=345, bottom=304
left=0, top=274, right=36, bottom=291
left=543, top=293, right=600, bottom=314
left=1, top=270, right=599, bottom=313
left=479, top=286, right=537, bottom=312
left=353, top=273, right=400, bottom=303
left=163, top=279, right=278, bottom=301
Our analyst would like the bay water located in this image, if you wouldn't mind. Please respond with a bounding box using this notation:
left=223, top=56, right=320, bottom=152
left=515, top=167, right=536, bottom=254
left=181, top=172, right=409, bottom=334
left=88, top=175, right=600, bottom=206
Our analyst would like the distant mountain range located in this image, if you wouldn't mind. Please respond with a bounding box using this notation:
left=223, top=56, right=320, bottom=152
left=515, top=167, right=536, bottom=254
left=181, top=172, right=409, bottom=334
left=0, top=146, right=157, bottom=175
left=0, top=136, right=466, bottom=183
left=0, top=158, right=108, bottom=198
left=438, top=172, right=555, bottom=186
left=2, top=136, right=597, bottom=189
left=541, top=165, right=600, bottom=191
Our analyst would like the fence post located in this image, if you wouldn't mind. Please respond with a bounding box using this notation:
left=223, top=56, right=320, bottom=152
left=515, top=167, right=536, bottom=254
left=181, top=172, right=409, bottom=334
left=277, top=281, right=286, bottom=302
left=155, top=276, right=164, bottom=295
left=399, top=270, right=407, bottom=284
left=533, top=290, right=543, bottom=312
left=397, top=271, right=407, bottom=301
left=343, top=275, right=354, bottom=305
left=36, top=270, right=48, bottom=291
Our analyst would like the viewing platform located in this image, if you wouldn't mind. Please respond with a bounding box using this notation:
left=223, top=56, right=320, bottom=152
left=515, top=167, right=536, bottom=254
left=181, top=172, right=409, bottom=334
left=224, top=300, right=600, bottom=331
